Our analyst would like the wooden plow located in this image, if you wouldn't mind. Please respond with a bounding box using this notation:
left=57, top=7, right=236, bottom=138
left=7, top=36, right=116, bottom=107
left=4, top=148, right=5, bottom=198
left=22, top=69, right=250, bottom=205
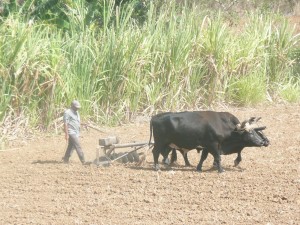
left=95, top=136, right=153, bottom=167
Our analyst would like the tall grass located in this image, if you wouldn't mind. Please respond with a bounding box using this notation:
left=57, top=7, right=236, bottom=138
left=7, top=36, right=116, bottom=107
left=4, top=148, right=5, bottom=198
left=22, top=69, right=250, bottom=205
left=0, top=0, right=299, bottom=128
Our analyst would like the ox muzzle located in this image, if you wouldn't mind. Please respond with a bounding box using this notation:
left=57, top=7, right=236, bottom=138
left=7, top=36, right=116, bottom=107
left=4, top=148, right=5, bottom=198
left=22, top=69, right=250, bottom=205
left=254, top=127, right=270, bottom=147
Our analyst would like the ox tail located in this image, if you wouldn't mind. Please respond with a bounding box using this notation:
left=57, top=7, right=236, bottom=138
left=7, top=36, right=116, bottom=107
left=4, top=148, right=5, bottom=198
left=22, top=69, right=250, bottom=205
left=149, top=118, right=153, bottom=149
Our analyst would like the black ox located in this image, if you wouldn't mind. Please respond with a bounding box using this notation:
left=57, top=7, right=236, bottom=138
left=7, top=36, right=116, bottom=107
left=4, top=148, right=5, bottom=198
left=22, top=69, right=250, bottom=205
left=149, top=111, right=269, bottom=172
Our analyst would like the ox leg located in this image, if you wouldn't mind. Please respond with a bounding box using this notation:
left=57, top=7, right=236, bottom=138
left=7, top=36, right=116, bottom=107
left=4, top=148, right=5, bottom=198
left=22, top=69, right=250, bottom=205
left=212, top=153, right=224, bottom=173
left=172, top=149, right=191, bottom=166
left=183, top=152, right=191, bottom=167
left=162, top=146, right=173, bottom=165
left=152, top=146, right=160, bottom=171
left=213, top=157, right=222, bottom=168
left=234, top=152, right=242, bottom=167
left=170, top=148, right=177, bottom=165
left=196, top=149, right=208, bottom=172
left=170, top=149, right=191, bottom=166
left=210, top=144, right=224, bottom=173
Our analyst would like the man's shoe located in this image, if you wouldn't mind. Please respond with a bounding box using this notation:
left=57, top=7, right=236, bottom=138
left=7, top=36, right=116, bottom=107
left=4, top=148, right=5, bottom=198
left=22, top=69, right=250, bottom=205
left=82, top=161, right=92, bottom=165
left=62, top=157, right=69, bottom=164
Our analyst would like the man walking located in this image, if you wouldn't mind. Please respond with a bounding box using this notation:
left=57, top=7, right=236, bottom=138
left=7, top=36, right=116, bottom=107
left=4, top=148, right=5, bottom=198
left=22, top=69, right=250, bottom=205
left=62, top=100, right=86, bottom=164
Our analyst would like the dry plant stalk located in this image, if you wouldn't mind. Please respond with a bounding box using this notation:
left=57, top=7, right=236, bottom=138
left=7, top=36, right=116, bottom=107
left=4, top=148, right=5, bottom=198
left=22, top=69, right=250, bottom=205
left=0, top=111, right=33, bottom=149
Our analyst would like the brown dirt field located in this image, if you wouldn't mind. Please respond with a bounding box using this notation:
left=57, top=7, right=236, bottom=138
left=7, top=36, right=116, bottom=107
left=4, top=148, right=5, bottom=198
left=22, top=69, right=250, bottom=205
left=288, top=15, right=300, bottom=34
left=0, top=104, right=299, bottom=225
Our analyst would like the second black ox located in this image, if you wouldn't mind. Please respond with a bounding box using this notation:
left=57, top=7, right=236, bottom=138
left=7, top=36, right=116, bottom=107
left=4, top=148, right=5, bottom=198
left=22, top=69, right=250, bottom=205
left=149, top=111, right=269, bottom=172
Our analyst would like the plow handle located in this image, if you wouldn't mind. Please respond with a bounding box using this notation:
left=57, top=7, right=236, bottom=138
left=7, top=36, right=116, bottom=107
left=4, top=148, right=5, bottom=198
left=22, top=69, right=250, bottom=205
left=110, top=144, right=150, bottom=162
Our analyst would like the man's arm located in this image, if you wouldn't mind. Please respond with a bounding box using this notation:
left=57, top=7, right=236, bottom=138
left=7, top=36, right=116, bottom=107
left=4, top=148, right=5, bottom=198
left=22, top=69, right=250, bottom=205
left=64, top=122, right=69, bottom=140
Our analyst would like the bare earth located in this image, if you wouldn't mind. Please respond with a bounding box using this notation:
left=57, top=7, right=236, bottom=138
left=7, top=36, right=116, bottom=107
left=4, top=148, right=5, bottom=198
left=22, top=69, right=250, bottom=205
left=0, top=104, right=299, bottom=225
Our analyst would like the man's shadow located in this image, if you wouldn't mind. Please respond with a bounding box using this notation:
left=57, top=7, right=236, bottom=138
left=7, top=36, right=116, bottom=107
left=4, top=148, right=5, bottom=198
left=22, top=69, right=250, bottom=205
left=32, top=160, right=94, bottom=165
left=32, top=160, right=63, bottom=165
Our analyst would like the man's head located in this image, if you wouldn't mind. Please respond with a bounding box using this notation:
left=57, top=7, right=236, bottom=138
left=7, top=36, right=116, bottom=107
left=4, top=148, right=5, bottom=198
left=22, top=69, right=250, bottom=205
left=71, top=100, right=81, bottom=111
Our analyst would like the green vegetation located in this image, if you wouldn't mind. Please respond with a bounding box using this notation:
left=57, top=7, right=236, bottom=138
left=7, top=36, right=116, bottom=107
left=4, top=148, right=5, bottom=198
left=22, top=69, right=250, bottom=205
left=0, top=0, right=299, bottom=128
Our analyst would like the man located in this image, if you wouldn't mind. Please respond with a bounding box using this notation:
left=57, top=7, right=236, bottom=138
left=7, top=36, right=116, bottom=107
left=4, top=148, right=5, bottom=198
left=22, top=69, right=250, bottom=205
left=62, top=100, right=86, bottom=164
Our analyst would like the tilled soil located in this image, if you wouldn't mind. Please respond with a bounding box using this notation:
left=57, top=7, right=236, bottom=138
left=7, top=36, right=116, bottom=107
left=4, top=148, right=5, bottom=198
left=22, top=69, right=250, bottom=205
left=0, top=104, right=299, bottom=225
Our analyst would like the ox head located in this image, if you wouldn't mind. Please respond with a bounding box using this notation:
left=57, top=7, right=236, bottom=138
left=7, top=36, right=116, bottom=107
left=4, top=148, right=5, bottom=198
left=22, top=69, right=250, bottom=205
left=236, top=117, right=270, bottom=147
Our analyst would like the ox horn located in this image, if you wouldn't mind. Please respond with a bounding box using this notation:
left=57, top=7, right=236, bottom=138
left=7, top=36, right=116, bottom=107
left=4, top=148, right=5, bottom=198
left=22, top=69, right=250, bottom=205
left=249, top=117, right=256, bottom=123
left=250, top=117, right=261, bottom=124
left=236, top=117, right=264, bottom=133
left=246, top=117, right=262, bottom=125
left=244, top=122, right=260, bottom=131
left=254, top=126, right=266, bottom=131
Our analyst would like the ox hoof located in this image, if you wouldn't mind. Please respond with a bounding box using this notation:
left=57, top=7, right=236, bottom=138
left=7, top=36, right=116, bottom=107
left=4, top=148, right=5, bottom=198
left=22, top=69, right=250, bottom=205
left=196, top=167, right=202, bottom=172
left=218, top=169, right=225, bottom=173
left=154, top=164, right=160, bottom=171
left=162, top=158, right=170, bottom=165
left=234, top=160, right=239, bottom=167
left=170, top=161, right=179, bottom=167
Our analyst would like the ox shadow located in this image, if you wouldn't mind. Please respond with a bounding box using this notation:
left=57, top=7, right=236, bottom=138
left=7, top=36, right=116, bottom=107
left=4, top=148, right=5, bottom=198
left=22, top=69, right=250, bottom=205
left=127, top=164, right=245, bottom=173
left=201, top=165, right=245, bottom=173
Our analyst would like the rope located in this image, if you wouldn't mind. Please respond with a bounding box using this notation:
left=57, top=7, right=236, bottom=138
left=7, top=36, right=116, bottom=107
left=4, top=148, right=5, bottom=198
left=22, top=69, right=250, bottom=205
left=0, top=147, right=20, bottom=152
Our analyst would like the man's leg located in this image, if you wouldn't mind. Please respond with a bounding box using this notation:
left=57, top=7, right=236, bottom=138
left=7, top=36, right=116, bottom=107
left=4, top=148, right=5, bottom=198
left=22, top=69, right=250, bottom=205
left=63, top=138, right=74, bottom=163
left=69, top=134, right=85, bottom=164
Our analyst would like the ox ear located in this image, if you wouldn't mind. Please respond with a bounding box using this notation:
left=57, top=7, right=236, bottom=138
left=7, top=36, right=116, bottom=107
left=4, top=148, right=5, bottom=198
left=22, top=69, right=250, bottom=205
left=236, top=123, right=246, bottom=133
